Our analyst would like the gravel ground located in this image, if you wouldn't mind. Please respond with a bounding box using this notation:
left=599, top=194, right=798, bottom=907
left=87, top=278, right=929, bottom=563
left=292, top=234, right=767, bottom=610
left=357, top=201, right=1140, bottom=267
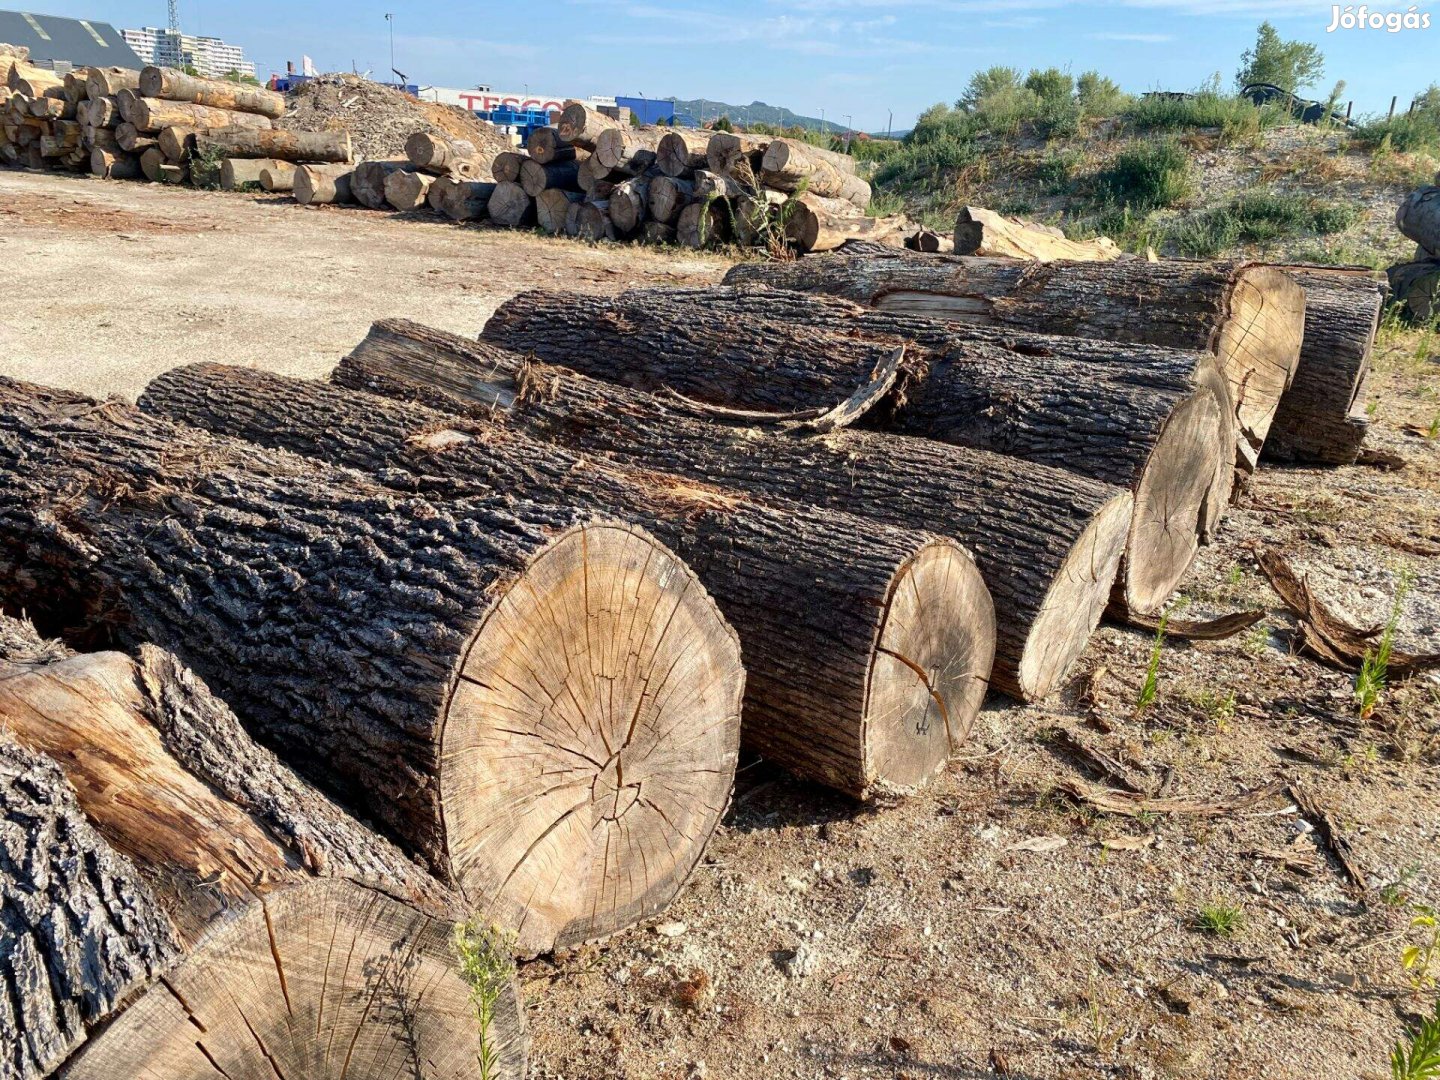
left=3, top=166, right=1439, bottom=1080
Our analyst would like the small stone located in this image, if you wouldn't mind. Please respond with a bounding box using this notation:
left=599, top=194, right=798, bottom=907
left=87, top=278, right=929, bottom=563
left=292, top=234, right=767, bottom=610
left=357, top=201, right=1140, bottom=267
left=785, top=875, right=809, bottom=893
left=776, top=943, right=818, bottom=979
left=653, top=920, right=688, bottom=938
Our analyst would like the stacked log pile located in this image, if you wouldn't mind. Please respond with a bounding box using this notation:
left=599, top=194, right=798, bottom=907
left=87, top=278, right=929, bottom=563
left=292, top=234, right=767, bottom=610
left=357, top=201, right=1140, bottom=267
left=1387, top=179, right=1440, bottom=321
left=2, top=57, right=122, bottom=172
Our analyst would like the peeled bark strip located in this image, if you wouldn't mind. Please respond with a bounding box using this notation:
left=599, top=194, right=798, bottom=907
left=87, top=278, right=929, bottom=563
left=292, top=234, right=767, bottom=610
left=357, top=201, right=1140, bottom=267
left=490, top=180, right=536, bottom=226
left=131, top=97, right=271, bottom=133
left=1396, top=186, right=1440, bottom=255
left=195, top=124, right=351, bottom=162
left=0, top=620, right=528, bottom=1079
left=761, top=138, right=870, bottom=210
left=144, top=362, right=996, bottom=799
left=1262, top=267, right=1384, bottom=465
left=519, top=156, right=581, bottom=196
left=657, top=128, right=710, bottom=176
left=649, top=174, right=694, bottom=224
left=351, top=159, right=410, bottom=209
left=384, top=167, right=434, bottom=210
left=483, top=286, right=1225, bottom=614
left=0, top=736, right=177, bottom=1080
left=558, top=99, right=621, bottom=148
left=335, top=321, right=1132, bottom=702
left=525, top=125, right=578, bottom=165
left=594, top=126, right=664, bottom=172
left=139, top=66, right=286, bottom=118
left=293, top=162, right=353, bottom=205
left=537, top=187, right=584, bottom=233
left=0, top=379, right=744, bottom=955
left=723, top=251, right=1304, bottom=498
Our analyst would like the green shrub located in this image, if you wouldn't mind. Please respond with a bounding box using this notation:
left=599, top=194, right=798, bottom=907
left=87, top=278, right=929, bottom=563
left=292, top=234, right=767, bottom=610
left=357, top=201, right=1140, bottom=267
left=1093, top=139, right=1194, bottom=213
left=873, top=134, right=979, bottom=191
left=1354, top=112, right=1440, bottom=155
left=973, top=85, right=1043, bottom=135
left=1124, top=90, right=1286, bottom=137
left=1034, top=149, right=1084, bottom=194
left=1025, top=67, right=1073, bottom=103
left=1076, top=71, right=1130, bottom=118
left=958, top=66, right=1024, bottom=111
left=1169, top=191, right=1359, bottom=255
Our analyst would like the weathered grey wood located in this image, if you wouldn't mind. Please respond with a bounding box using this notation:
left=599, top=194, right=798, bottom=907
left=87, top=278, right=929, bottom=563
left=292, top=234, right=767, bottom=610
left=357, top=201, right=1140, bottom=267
left=1396, top=186, right=1440, bottom=255
left=536, top=187, right=583, bottom=233
left=760, top=137, right=870, bottom=209
left=346, top=159, right=409, bottom=209
left=292, top=162, right=353, bottom=205
left=144, top=361, right=997, bottom=799
left=0, top=378, right=743, bottom=956
left=519, top=155, right=581, bottom=196
left=608, top=174, right=651, bottom=233
left=404, top=131, right=477, bottom=173
left=525, top=125, right=578, bottom=165
left=384, top=167, right=434, bottom=210
left=594, top=126, right=664, bottom=172
left=678, top=199, right=727, bottom=248
left=648, top=174, right=694, bottom=224
left=657, top=128, right=710, bottom=177
left=489, top=179, right=536, bottom=226
left=336, top=320, right=1133, bottom=702
left=558, top=99, right=620, bottom=149
left=435, top=177, right=495, bottom=221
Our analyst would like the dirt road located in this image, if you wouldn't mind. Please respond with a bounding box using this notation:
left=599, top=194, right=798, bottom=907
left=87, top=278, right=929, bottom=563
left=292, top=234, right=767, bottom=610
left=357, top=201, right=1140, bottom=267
left=0, top=170, right=729, bottom=399
left=5, top=169, right=1440, bottom=1080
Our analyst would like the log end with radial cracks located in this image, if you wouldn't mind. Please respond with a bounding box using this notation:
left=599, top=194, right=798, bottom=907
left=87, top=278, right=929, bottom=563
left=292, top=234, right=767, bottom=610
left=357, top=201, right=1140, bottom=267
left=62, top=876, right=529, bottom=1080
left=1015, top=491, right=1134, bottom=702
left=1119, top=388, right=1226, bottom=616
left=1215, top=267, right=1307, bottom=474
left=441, top=521, right=745, bottom=956
left=863, top=539, right=995, bottom=794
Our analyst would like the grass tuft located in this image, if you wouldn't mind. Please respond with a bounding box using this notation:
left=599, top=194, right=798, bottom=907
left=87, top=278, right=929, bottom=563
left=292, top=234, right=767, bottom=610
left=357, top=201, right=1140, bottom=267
left=1357, top=568, right=1416, bottom=720
left=1195, top=903, right=1245, bottom=937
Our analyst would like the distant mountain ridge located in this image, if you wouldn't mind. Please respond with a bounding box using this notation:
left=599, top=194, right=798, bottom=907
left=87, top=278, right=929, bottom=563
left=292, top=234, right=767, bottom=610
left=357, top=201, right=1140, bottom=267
left=666, top=97, right=829, bottom=131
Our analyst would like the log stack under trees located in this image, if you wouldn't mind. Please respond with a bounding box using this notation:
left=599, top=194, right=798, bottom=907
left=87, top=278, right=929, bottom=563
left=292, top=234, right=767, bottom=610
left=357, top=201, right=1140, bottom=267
left=0, top=614, right=528, bottom=1079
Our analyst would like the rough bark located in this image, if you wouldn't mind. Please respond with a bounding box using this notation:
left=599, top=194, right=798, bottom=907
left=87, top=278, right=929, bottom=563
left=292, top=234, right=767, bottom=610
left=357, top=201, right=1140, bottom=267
left=293, top=162, right=354, bottom=205
left=519, top=155, right=581, bottom=196
left=525, top=125, right=578, bottom=165
left=335, top=320, right=1132, bottom=702
left=657, top=128, right=710, bottom=177
left=138, top=66, right=286, bottom=118
left=130, top=98, right=272, bottom=134
left=384, top=167, right=434, bottom=210
left=0, top=620, right=528, bottom=1079
left=194, top=123, right=350, bottom=162
left=648, top=174, right=694, bottom=224
left=761, top=138, right=870, bottom=209
left=1262, top=267, right=1385, bottom=465
left=351, top=159, right=410, bottom=209
left=722, top=251, right=1304, bottom=503
left=1396, top=186, right=1440, bottom=256
left=557, top=99, right=620, bottom=148
left=144, top=361, right=996, bottom=799
left=537, top=187, right=583, bottom=233
left=594, top=126, right=664, bottom=172
left=482, top=286, right=1226, bottom=614
left=489, top=180, right=536, bottom=227
left=0, top=378, right=743, bottom=955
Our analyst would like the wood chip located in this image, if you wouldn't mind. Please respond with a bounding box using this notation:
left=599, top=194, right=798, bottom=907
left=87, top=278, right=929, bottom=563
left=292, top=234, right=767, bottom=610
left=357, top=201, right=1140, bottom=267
left=1051, top=726, right=1148, bottom=794
left=1288, top=781, right=1367, bottom=889
left=1058, top=779, right=1286, bottom=818
left=1126, top=608, right=1266, bottom=641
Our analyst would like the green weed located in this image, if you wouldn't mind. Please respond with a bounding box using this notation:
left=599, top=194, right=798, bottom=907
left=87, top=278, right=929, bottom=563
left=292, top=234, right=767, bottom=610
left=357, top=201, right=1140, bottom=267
left=1405, top=908, right=1440, bottom=995
left=1357, top=568, right=1416, bottom=719
left=1169, top=190, right=1359, bottom=256
left=1392, top=999, right=1440, bottom=1080
left=1195, top=903, right=1245, bottom=937
left=1093, top=139, right=1194, bottom=214
left=455, top=921, right=516, bottom=1080
left=1136, top=600, right=1185, bottom=712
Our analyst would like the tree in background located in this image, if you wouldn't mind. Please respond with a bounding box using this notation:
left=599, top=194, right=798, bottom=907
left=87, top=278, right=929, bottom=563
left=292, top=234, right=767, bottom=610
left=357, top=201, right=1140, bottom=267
left=957, top=67, right=1023, bottom=112
left=1236, top=21, right=1325, bottom=93
left=713, top=114, right=734, bottom=132
left=1076, top=71, right=1128, bottom=117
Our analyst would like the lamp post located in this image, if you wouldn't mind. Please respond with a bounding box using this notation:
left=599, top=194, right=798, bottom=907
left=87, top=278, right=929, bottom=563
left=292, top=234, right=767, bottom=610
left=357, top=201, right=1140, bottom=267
left=384, top=14, right=394, bottom=84
left=820, top=107, right=826, bottom=134
left=843, top=113, right=852, bottom=151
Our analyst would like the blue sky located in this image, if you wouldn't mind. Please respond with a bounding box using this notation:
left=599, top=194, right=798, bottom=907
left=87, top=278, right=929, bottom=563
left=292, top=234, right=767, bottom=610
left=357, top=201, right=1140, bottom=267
left=39, top=1, right=1440, bottom=131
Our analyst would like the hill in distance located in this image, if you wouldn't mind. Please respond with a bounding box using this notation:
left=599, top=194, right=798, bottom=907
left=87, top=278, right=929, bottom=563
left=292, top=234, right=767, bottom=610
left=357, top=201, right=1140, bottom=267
left=667, top=97, right=830, bottom=130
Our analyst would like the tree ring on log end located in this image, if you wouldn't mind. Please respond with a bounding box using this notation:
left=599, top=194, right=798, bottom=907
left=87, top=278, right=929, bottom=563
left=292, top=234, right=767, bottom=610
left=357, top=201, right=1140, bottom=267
left=64, top=877, right=528, bottom=1080
left=1018, top=492, right=1134, bottom=702
left=1121, top=391, right=1224, bottom=616
left=440, top=522, right=744, bottom=956
left=863, top=539, right=995, bottom=793
left=1193, top=360, right=1238, bottom=542
left=1215, top=267, right=1307, bottom=471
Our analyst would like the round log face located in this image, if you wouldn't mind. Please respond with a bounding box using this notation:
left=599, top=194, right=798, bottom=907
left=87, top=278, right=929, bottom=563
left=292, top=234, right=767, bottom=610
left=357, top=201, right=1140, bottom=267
left=1019, top=492, right=1134, bottom=701
left=1122, top=392, right=1223, bottom=615
left=863, top=540, right=994, bottom=792
left=1215, top=267, right=1306, bottom=471
left=64, top=877, right=527, bottom=1080
left=440, top=522, right=743, bottom=955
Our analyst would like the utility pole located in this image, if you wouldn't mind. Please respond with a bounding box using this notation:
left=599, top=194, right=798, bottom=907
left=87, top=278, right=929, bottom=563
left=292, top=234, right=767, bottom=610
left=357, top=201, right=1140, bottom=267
left=820, top=107, right=826, bottom=134
left=385, top=14, right=395, bottom=84
left=887, top=109, right=893, bottom=139
left=843, top=114, right=852, bottom=151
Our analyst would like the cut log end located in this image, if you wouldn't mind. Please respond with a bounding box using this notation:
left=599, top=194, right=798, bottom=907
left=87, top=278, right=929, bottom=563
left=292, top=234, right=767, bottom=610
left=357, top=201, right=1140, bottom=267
left=1216, top=267, right=1307, bottom=473
left=1121, top=391, right=1224, bottom=615
left=1017, top=492, right=1134, bottom=702
left=62, top=877, right=529, bottom=1080
left=441, top=521, right=743, bottom=954
left=863, top=540, right=994, bottom=793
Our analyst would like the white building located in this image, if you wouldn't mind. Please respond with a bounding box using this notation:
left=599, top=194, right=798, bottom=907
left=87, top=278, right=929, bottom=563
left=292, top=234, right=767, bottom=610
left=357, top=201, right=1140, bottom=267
left=122, top=26, right=255, bottom=79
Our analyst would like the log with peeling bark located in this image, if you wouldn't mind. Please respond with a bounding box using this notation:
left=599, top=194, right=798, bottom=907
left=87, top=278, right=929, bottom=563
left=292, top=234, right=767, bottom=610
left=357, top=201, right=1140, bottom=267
left=195, top=124, right=351, bottom=162
left=722, top=251, right=1305, bottom=498
left=955, top=206, right=1120, bottom=261
left=537, top=186, right=584, bottom=233
left=489, top=179, right=536, bottom=227
left=437, top=178, right=495, bottom=221
left=90, top=147, right=140, bottom=179
left=259, top=159, right=297, bottom=191
left=0, top=378, right=744, bottom=956
left=678, top=198, right=727, bottom=248
left=0, top=617, right=528, bottom=1080
left=342, top=320, right=1132, bottom=701
left=351, top=159, right=410, bottom=209
left=145, top=359, right=996, bottom=799
left=384, top=166, right=434, bottom=210
left=761, top=138, right=870, bottom=210
left=484, top=286, right=1227, bottom=615
left=1262, top=266, right=1384, bottom=466
left=594, top=126, right=664, bottom=172
left=649, top=174, right=694, bottom=224
left=526, top=124, right=579, bottom=165
left=785, top=192, right=905, bottom=253
left=293, top=161, right=354, bottom=204
left=86, top=66, right=140, bottom=99
left=1396, top=186, right=1440, bottom=255
left=520, top=155, right=581, bottom=195
left=706, top=130, right=768, bottom=176
left=694, top=167, right=746, bottom=200
left=558, top=99, right=621, bottom=148
left=657, top=128, right=711, bottom=176
left=608, top=173, right=651, bottom=233
left=404, top=130, right=477, bottom=172
left=491, top=150, right=525, bottom=183
left=130, top=97, right=272, bottom=133
left=139, top=65, right=286, bottom=118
